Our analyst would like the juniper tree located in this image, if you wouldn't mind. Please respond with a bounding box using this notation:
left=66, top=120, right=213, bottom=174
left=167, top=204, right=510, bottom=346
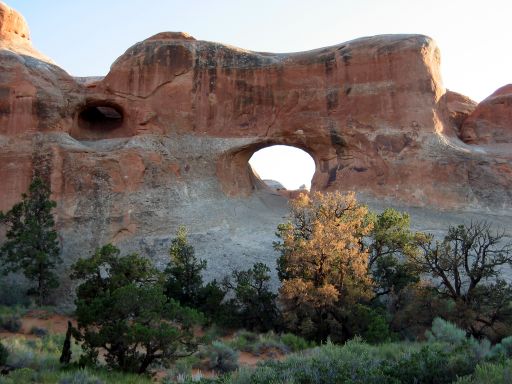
left=0, top=177, right=61, bottom=306
left=275, top=192, right=374, bottom=342
left=70, top=244, right=202, bottom=374
left=410, top=221, right=512, bottom=340
left=164, top=226, right=227, bottom=322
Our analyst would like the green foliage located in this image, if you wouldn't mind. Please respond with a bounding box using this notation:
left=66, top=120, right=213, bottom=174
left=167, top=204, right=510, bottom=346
left=70, top=244, right=202, bottom=374
left=58, top=369, right=103, bottom=384
left=455, top=360, right=512, bottom=384
left=0, top=314, right=22, bottom=333
left=206, top=320, right=499, bottom=384
left=0, top=280, right=31, bottom=307
left=343, top=304, right=395, bottom=344
left=219, top=341, right=468, bottom=384
left=205, top=341, right=239, bottom=374
left=0, top=334, right=152, bottom=383
left=164, top=227, right=227, bottom=322
left=226, top=330, right=293, bottom=356
left=410, top=221, right=512, bottom=341
left=366, top=208, right=422, bottom=297
left=381, top=343, right=475, bottom=384
left=165, top=226, right=207, bottom=305
left=490, top=336, right=512, bottom=359
left=0, top=177, right=61, bottom=306
left=224, top=262, right=280, bottom=332
left=275, top=192, right=373, bottom=342
left=426, top=317, right=467, bottom=345
left=2, top=334, right=65, bottom=371
left=279, top=333, right=315, bottom=352
left=0, top=343, right=8, bottom=366
left=30, top=326, right=49, bottom=337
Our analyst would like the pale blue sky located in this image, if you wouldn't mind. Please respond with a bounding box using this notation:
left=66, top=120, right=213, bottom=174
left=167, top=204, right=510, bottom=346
left=9, top=0, right=511, bottom=188
left=11, top=0, right=511, bottom=101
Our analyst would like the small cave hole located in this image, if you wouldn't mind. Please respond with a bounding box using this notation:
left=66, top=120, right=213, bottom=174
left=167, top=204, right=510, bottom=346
left=78, top=104, right=124, bottom=131
left=249, top=145, right=315, bottom=192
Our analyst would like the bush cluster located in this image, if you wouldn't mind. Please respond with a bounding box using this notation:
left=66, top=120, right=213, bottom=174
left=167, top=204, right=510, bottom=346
left=2, top=181, right=512, bottom=380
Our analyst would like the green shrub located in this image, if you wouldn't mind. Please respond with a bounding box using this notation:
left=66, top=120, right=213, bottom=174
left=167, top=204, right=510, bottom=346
left=164, top=227, right=228, bottom=324
left=30, top=326, right=48, bottom=337
left=0, top=367, right=40, bottom=383
left=227, top=331, right=304, bottom=356
left=426, top=317, right=467, bottom=345
left=223, top=263, right=280, bottom=332
left=382, top=344, right=471, bottom=384
left=165, top=355, right=202, bottom=380
left=344, top=304, right=395, bottom=344
left=227, top=330, right=258, bottom=352
left=490, top=336, right=512, bottom=359
left=217, top=335, right=495, bottom=384
left=0, top=314, right=22, bottom=332
left=280, top=333, right=315, bottom=352
left=0, top=343, right=8, bottom=365
left=70, top=244, right=202, bottom=374
left=58, top=369, right=103, bottom=384
left=0, top=281, right=31, bottom=307
left=206, top=341, right=239, bottom=374
left=455, top=360, right=512, bottom=384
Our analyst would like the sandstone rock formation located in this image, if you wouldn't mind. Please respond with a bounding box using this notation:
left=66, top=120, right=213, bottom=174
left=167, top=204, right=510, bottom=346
left=460, top=84, right=512, bottom=145
left=0, top=2, right=511, bottom=305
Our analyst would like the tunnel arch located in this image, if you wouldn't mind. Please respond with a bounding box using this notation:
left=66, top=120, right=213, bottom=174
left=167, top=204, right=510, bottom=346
left=216, top=139, right=328, bottom=197
left=70, top=100, right=133, bottom=140
left=78, top=104, right=123, bottom=131
left=249, top=145, right=315, bottom=192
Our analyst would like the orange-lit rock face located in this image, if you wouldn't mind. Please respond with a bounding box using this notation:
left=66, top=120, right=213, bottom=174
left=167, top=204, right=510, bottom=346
left=1, top=3, right=512, bottom=305
left=0, top=2, right=52, bottom=62
left=461, top=84, right=512, bottom=144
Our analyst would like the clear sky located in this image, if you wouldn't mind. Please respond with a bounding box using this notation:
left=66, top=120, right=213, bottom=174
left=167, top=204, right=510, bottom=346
left=9, top=0, right=511, bottom=188
left=250, top=146, right=315, bottom=190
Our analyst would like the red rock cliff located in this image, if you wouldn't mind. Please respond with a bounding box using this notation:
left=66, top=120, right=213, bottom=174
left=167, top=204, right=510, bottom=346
left=0, top=3, right=511, bottom=304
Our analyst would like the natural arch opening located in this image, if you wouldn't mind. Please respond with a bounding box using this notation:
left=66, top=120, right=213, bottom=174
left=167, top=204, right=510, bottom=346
left=249, top=145, right=315, bottom=192
left=78, top=103, right=124, bottom=132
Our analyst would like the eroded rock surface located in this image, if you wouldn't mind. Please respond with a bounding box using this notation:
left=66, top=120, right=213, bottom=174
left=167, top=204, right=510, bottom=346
left=0, top=2, right=511, bottom=305
left=461, top=84, right=512, bottom=145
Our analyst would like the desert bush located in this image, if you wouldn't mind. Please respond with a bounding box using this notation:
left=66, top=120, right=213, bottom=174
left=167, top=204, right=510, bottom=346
left=227, top=330, right=258, bottom=352
left=0, top=367, right=41, bottom=383
left=490, top=336, right=512, bottom=360
left=2, top=335, right=62, bottom=371
left=0, top=280, right=31, bottom=307
left=279, top=333, right=315, bottom=352
left=427, top=317, right=467, bottom=345
left=0, top=305, right=25, bottom=333
left=381, top=344, right=475, bottom=384
left=165, top=355, right=202, bottom=380
left=206, top=341, right=239, bottom=374
left=30, top=326, right=48, bottom=337
left=0, top=314, right=21, bottom=332
left=216, top=327, right=495, bottom=384
left=344, top=304, right=395, bottom=344
left=227, top=330, right=311, bottom=356
left=456, top=360, right=512, bottom=384
left=0, top=367, right=153, bottom=384
left=58, top=369, right=103, bottom=384
left=0, top=343, right=8, bottom=366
